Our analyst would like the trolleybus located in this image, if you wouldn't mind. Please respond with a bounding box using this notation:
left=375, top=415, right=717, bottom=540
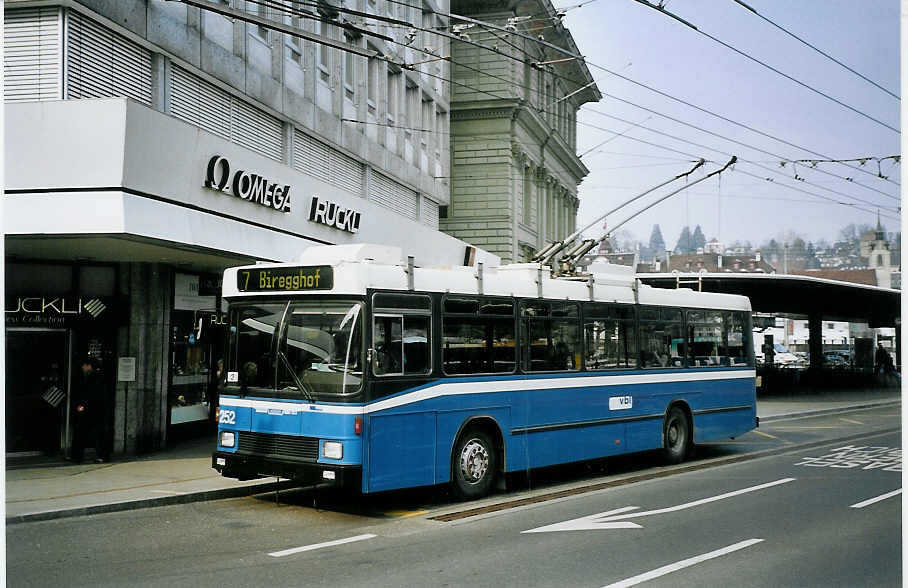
left=213, top=244, right=757, bottom=498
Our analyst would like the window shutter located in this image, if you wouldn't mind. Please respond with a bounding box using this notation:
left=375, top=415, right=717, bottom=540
left=4, top=7, right=62, bottom=102
left=171, top=66, right=283, bottom=162
left=329, top=150, right=364, bottom=196
left=231, top=97, right=283, bottom=162
left=293, top=130, right=332, bottom=184
left=293, top=131, right=364, bottom=196
left=421, top=198, right=439, bottom=229
left=66, top=11, right=151, bottom=106
left=170, top=65, right=231, bottom=140
left=370, top=172, right=418, bottom=219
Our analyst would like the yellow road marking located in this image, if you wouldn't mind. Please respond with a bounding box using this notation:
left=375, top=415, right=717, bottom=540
left=839, top=418, right=864, bottom=425
left=753, top=430, right=779, bottom=440
left=775, top=426, right=838, bottom=430
left=386, top=509, right=429, bottom=519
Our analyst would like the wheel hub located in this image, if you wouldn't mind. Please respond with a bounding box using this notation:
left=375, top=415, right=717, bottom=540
left=460, top=439, right=489, bottom=484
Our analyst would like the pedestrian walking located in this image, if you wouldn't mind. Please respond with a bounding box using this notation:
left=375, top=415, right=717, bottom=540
left=70, top=357, right=110, bottom=463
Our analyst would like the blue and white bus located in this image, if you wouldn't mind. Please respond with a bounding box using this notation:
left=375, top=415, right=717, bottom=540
left=213, top=244, right=757, bottom=498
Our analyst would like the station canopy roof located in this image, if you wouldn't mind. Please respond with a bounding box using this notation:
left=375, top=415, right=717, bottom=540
left=637, top=272, right=900, bottom=327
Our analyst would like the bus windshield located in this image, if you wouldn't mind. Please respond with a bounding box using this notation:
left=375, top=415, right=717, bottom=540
left=226, top=300, right=363, bottom=399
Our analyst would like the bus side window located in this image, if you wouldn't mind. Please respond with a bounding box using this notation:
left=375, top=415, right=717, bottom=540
left=372, top=293, right=432, bottom=377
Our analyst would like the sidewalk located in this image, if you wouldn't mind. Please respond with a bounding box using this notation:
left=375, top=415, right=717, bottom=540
left=6, top=388, right=901, bottom=524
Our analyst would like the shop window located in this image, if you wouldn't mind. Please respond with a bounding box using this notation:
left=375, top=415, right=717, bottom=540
left=170, top=273, right=224, bottom=425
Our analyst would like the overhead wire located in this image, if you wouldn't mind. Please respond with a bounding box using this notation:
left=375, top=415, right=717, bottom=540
left=582, top=113, right=900, bottom=213
left=582, top=100, right=900, bottom=202
left=628, top=0, right=899, bottom=134
left=265, top=0, right=899, bottom=195
left=188, top=0, right=899, bottom=223
left=729, top=0, right=899, bottom=100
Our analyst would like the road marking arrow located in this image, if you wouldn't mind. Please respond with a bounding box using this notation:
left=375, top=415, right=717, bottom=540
left=522, top=478, right=795, bottom=533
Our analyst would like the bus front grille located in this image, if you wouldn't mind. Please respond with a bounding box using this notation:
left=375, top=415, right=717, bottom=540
left=237, top=432, right=319, bottom=461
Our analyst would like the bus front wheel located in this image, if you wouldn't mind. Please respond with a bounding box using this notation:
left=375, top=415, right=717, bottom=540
left=662, top=406, right=691, bottom=464
left=452, top=429, right=497, bottom=499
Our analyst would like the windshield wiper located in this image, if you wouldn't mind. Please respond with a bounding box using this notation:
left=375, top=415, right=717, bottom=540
left=278, top=351, right=315, bottom=403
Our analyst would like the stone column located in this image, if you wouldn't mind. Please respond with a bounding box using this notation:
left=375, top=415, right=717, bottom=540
left=115, top=263, right=171, bottom=455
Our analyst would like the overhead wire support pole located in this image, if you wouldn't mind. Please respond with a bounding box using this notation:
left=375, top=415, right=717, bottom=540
left=531, top=159, right=705, bottom=265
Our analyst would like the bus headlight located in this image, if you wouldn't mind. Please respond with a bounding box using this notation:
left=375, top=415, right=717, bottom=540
left=219, top=431, right=236, bottom=448
left=323, top=441, right=343, bottom=460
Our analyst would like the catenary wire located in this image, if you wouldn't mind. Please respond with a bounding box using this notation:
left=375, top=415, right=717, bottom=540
left=730, top=0, right=899, bottom=100
left=628, top=0, right=899, bottom=134
left=188, top=1, right=899, bottom=220
left=259, top=0, right=900, bottom=191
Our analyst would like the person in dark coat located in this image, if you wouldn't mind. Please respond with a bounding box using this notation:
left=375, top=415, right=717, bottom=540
left=70, top=357, right=109, bottom=463
left=875, top=343, right=889, bottom=375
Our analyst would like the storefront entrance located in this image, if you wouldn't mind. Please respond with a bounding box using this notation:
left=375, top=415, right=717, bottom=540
left=6, top=329, right=71, bottom=456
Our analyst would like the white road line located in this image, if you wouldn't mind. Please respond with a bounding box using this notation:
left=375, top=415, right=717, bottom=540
left=268, top=534, right=377, bottom=558
left=607, top=478, right=796, bottom=522
left=601, top=539, right=764, bottom=588
left=850, top=489, right=902, bottom=509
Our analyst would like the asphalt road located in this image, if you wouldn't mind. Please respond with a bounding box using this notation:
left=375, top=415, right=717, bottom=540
left=7, top=406, right=901, bottom=588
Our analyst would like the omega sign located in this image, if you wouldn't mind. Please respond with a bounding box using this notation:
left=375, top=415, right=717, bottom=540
left=308, top=196, right=362, bottom=233
left=204, top=155, right=291, bottom=213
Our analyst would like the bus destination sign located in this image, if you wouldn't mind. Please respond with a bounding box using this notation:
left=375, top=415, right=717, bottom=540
left=237, top=266, right=333, bottom=292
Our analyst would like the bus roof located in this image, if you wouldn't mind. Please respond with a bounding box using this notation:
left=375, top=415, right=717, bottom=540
left=223, top=244, right=751, bottom=312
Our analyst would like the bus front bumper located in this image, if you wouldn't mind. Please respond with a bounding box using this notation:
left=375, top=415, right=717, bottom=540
left=212, top=451, right=362, bottom=488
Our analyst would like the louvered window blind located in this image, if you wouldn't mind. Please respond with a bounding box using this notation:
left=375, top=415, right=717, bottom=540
left=170, top=65, right=283, bottom=161
left=4, top=8, right=62, bottom=102
left=293, top=130, right=365, bottom=197
left=66, top=11, right=152, bottom=105
left=370, top=171, right=418, bottom=219
left=421, top=198, right=439, bottom=229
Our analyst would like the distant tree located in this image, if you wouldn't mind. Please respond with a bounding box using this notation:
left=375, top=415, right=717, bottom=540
left=839, top=223, right=874, bottom=244
left=674, top=226, right=692, bottom=254
left=761, top=238, right=782, bottom=264
left=613, top=229, right=638, bottom=252
left=691, top=225, right=706, bottom=251
left=790, top=237, right=807, bottom=258
left=805, top=242, right=821, bottom=269
left=648, top=224, right=666, bottom=257
left=728, top=240, right=753, bottom=253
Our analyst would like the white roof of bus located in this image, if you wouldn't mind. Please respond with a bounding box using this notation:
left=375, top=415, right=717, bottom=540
left=223, top=245, right=751, bottom=312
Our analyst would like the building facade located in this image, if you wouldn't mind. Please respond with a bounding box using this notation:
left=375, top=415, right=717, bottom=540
left=442, top=0, right=600, bottom=263
left=4, top=0, right=497, bottom=457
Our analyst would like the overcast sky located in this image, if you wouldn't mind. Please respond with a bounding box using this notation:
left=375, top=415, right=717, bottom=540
left=557, top=0, right=900, bottom=249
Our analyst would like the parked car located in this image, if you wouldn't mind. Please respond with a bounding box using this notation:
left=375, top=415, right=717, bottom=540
left=824, top=350, right=851, bottom=366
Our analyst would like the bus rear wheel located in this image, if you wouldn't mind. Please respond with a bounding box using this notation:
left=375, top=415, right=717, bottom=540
left=662, top=406, right=691, bottom=464
left=452, top=429, right=497, bottom=499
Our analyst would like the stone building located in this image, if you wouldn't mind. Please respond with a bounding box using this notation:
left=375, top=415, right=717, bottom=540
left=441, top=0, right=600, bottom=263
left=3, top=0, right=497, bottom=457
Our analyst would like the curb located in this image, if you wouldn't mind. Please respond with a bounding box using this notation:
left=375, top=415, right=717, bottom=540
left=759, top=400, right=901, bottom=423
left=6, top=479, right=299, bottom=525
left=7, top=400, right=900, bottom=525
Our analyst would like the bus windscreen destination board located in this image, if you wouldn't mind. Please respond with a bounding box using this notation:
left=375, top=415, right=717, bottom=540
left=237, top=266, right=333, bottom=292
